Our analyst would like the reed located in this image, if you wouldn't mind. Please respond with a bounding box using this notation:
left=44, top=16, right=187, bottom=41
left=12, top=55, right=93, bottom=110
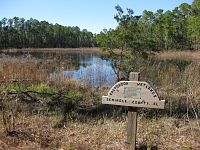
left=0, top=58, right=48, bottom=83
left=138, top=58, right=199, bottom=117
left=0, top=51, right=200, bottom=149
left=157, top=50, right=200, bottom=61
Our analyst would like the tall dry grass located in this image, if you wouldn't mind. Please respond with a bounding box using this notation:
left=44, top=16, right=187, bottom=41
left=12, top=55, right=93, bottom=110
left=0, top=51, right=199, bottom=149
left=1, top=47, right=102, bottom=54
left=0, top=113, right=199, bottom=149
left=0, top=53, right=199, bottom=117
left=0, top=58, right=48, bottom=83
left=157, top=50, right=200, bottom=61
left=0, top=56, right=79, bottom=86
left=137, top=58, right=199, bottom=118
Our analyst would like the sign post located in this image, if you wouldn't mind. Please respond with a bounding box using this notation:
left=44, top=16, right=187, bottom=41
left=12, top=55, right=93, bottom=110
left=127, top=72, right=139, bottom=150
left=102, top=72, right=165, bottom=150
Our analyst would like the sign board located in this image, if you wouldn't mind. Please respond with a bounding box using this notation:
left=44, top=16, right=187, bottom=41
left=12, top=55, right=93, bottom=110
left=102, top=81, right=165, bottom=109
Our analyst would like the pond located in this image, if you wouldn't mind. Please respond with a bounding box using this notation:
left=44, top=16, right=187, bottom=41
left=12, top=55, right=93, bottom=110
left=2, top=51, right=117, bottom=87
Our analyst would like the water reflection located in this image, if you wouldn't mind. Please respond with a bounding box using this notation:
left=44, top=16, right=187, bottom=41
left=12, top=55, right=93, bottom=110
left=65, top=56, right=116, bottom=87
left=4, top=51, right=117, bottom=87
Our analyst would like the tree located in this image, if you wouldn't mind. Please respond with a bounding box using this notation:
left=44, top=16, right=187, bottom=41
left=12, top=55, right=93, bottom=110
left=191, top=0, right=200, bottom=15
left=97, top=5, right=145, bottom=80
left=0, top=17, right=96, bottom=49
left=186, top=0, right=200, bottom=50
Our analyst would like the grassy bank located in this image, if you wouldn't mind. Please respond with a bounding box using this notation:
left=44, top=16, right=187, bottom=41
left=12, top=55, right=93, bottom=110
left=157, top=50, right=200, bottom=61
left=0, top=47, right=103, bottom=54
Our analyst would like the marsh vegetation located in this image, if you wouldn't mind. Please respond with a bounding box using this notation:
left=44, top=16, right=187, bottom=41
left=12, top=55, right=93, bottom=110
left=0, top=49, right=199, bottom=149
left=0, top=0, right=200, bottom=149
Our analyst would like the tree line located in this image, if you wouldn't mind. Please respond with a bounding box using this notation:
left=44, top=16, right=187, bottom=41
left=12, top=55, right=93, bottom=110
left=97, top=0, right=200, bottom=51
left=96, top=0, right=200, bottom=80
left=0, top=17, right=97, bottom=49
left=0, top=0, right=199, bottom=51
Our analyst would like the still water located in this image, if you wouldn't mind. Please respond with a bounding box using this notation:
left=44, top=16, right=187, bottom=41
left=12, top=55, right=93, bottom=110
left=4, top=51, right=117, bottom=87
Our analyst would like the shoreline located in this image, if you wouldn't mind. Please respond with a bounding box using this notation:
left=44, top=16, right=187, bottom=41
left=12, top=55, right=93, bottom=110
left=157, top=50, right=200, bottom=61
left=2, top=48, right=200, bottom=61
left=1, top=47, right=103, bottom=54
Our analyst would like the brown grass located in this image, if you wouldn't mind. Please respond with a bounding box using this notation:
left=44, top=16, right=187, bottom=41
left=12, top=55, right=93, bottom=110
left=0, top=50, right=200, bottom=149
left=0, top=58, right=50, bottom=83
left=138, top=57, right=200, bottom=116
left=157, top=50, right=200, bottom=61
left=0, top=56, right=79, bottom=85
left=0, top=113, right=199, bottom=150
left=1, top=47, right=103, bottom=54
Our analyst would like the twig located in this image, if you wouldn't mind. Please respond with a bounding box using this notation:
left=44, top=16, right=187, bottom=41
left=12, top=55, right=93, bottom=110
left=8, top=90, right=57, bottom=96
left=0, top=79, right=33, bottom=83
left=189, top=98, right=200, bottom=128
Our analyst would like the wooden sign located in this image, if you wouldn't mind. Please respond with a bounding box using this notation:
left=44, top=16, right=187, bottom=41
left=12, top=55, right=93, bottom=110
left=102, top=81, right=165, bottom=109
left=102, top=73, right=165, bottom=150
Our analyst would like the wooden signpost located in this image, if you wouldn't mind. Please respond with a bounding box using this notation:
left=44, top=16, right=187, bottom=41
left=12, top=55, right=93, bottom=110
left=102, top=72, right=165, bottom=150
